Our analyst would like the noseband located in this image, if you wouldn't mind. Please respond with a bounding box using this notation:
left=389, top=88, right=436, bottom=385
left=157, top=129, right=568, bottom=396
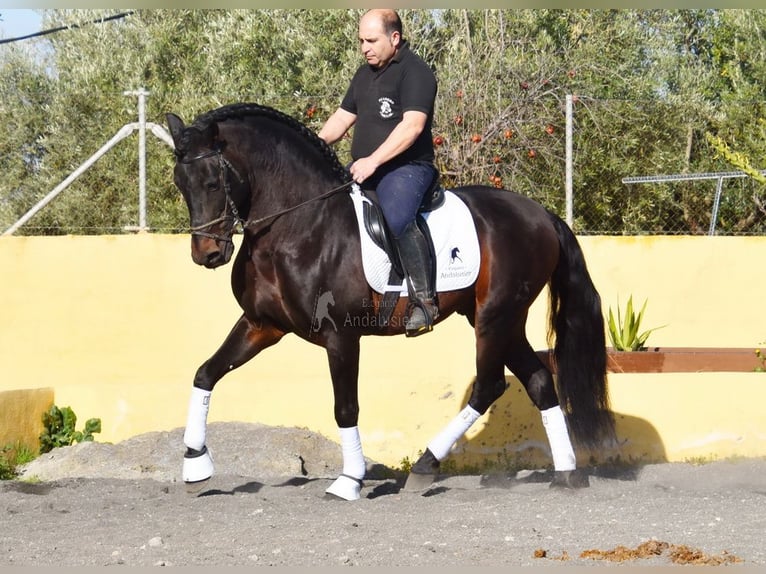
left=180, top=146, right=245, bottom=244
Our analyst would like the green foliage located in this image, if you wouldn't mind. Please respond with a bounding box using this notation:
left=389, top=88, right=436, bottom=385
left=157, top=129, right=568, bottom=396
left=0, top=453, right=14, bottom=480
left=706, top=130, right=766, bottom=184
left=0, top=442, right=37, bottom=480
left=2, top=9, right=766, bottom=235
left=39, top=405, right=102, bottom=454
left=755, top=345, right=765, bottom=373
left=607, top=295, right=666, bottom=351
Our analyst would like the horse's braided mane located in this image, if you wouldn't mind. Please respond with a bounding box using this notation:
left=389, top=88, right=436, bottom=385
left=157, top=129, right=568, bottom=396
left=193, top=102, right=351, bottom=184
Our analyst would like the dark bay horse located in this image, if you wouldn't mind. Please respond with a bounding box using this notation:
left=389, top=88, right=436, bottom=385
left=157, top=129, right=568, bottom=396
left=166, top=102, right=615, bottom=500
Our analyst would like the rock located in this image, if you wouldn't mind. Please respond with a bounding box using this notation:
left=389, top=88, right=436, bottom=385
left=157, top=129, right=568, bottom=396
left=18, top=422, right=371, bottom=482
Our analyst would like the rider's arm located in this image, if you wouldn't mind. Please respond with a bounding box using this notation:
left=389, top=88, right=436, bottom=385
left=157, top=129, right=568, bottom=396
left=369, top=110, right=427, bottom=166
left=318, top=108, right=357, bottom=145
left=349, top=110, right=427, bottom=183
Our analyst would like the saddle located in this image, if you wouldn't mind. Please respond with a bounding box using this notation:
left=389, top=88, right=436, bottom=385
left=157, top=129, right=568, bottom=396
left=360, top=177, right=444, bottom=326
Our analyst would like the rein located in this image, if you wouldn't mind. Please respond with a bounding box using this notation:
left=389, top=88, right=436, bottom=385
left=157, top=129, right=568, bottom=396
left=245, top=180, right=353, bottom=229
left=180, top=146, right=353, bottom=239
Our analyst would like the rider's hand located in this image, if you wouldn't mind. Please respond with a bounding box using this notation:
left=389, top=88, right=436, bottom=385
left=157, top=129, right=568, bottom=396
left=349, top=157, right=378, bottom=184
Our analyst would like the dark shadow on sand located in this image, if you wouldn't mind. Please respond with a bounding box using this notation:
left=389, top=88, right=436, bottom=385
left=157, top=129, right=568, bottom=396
left=444, top=375, right=668, bottom=484
left=197, top=480, right=264, bottom=497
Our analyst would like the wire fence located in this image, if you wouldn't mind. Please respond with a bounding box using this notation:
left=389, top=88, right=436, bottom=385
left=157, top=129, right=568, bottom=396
left=575, top=168, right=766, bottom=236
left=2, top=92, right=765, bottom=236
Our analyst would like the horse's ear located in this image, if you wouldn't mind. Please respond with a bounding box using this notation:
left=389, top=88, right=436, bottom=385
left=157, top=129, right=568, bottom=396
left=166, top=113, right=186, bottom=147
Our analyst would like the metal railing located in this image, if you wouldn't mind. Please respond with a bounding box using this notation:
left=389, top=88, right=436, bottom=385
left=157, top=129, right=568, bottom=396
left=622, top=170, right=766, bottom=236
left=2, top=89, right=174, bottom=236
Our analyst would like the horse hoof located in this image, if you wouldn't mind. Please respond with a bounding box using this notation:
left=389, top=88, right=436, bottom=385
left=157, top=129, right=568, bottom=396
left=403, top=471, right=435, bottom=492
left=325, top=474, right=363, bottom=501
left=183, top=446, right=214, bottom=485
left=549, top=469, right=589, bottom=489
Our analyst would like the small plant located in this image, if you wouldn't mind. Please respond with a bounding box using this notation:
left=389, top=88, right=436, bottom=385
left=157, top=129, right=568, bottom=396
left=0, top=442, right=37, bottom=480
left=398, top=455, right=413, bottom=474
left=0, top=452, right=14, bottom=481
left=39, top=405, right=101, bottom=454
left=755, top=344, right=765, bottom=372
left=607, top=295, right=665, bottom=351
left=684, top=453, right=719, bottom=466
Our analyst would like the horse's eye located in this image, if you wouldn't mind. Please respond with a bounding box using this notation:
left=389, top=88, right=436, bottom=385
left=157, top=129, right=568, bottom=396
left=206, top=181, right=219, bottom=192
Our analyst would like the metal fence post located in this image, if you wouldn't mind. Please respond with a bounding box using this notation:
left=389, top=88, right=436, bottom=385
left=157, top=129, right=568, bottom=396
left=124, top=88, right=150, bottom=232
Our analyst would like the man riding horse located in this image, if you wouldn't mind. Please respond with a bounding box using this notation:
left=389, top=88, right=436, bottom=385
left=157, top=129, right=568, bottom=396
left=319, top=9, right=439, bottom=337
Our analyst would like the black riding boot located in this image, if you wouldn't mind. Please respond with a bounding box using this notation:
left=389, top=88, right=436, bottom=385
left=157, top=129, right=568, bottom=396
left=395, top=221, right=438, bottom=337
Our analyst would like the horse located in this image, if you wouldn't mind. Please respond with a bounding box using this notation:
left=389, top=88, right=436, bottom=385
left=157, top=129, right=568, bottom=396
left=166, top=102, right=615, bottom=500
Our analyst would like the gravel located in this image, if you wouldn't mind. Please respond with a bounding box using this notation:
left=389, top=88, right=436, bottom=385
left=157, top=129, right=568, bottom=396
left=2, top=422, right=765, bottom=567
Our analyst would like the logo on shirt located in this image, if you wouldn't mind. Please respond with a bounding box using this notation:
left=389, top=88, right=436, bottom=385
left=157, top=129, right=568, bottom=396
left=378, top=97, right=394, bottom=119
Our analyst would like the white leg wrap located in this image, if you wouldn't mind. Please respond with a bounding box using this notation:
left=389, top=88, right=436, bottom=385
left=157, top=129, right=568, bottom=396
left=338, top=426, right=366, bottom=479
left=183, top=387, right=211, bottom=451
left=541, top=405, right=577, bottom=471
left=325, top=426, right=366, bottom=501
left=427, top=405, right=481, bottom=461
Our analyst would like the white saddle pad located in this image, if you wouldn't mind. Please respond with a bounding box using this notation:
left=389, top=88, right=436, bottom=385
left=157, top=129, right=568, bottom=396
left=349, top=185, right=480, bottom=295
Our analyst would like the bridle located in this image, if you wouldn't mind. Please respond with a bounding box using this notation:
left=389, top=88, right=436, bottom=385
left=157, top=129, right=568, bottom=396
left=178, top=145, right=353, bottom=242
left=180, top=145, right=246, bottom=244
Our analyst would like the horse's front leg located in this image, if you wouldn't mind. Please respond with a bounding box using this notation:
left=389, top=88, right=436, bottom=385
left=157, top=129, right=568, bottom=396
left=183, top=314, right=283, bottom=491
left=323, top=336, right=366, bottom=501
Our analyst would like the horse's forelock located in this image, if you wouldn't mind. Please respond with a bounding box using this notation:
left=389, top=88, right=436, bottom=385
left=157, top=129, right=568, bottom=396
left=173, top=123, right=212, bottom=160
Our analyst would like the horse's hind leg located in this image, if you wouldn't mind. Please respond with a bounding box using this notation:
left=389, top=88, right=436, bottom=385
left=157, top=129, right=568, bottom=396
left=183, top=314, right=283, bottom=491
left=405, top=320, right=586, bottom=490
left=405, top=322, right=509, bottom=490
left=505, top=338, right=588, bottom=488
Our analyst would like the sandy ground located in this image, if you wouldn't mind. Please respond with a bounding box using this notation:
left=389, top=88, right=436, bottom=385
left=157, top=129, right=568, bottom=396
left=2, top=422, right=765, bottom=567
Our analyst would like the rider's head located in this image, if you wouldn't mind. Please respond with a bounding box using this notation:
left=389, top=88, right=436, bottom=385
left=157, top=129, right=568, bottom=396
left=358, top=9, right=403, bottom=69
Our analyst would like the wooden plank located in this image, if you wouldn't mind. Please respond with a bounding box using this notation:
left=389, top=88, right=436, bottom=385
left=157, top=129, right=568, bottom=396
left=536, top=348, right=763, bottom=374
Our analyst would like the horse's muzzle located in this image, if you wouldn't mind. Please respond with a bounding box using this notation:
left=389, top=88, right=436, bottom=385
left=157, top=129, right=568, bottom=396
left=191, top=235, right=234, bottom=268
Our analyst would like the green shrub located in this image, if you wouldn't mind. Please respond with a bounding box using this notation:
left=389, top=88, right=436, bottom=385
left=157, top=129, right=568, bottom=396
left=0, top=442, right=37, bottom=480
left=607, top=295, right=666, bottom=351
left=39, top=405, right=101, bottom=454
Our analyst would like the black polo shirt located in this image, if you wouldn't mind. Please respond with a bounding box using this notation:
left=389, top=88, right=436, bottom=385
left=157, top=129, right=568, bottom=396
left=340, top=41, right=437, bottom=167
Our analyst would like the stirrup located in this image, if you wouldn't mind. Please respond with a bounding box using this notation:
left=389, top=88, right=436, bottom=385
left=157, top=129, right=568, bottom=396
left=405, top=300, right=438, bottom=337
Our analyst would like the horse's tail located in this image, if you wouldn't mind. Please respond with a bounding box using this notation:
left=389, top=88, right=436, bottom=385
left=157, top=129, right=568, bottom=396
left=547, top=211, right=615, bottom=448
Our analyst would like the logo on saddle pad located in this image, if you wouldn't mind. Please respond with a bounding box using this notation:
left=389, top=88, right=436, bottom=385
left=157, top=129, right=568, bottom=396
left=349, top=186, right=480, bottom=295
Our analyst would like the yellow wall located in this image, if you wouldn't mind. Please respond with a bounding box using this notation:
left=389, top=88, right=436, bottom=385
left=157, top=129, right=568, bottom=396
left=1, top=235, right=764, bottom=469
